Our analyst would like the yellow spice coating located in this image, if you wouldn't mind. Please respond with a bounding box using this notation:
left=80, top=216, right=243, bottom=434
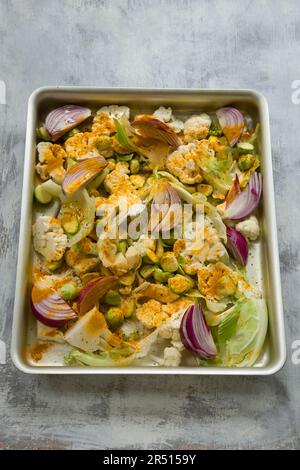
left=197, top=262, right=237, bottom=300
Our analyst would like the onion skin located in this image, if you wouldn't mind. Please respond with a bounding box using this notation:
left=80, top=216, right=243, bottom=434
left=216, top=107, right=244, bottom=146
left=45, top=105, right=91, bottom=141
left=151, top=182, right=182, bottom=232
left=132, top=115, right=181, bottom=148
left=62, top=156, right=108, bottom=195
left=31, top=289, right=77, bottom=327
left=226, top=226, right=248, bottom=266
left=226, top=174, right=240, bottom=205
left=77, top=276, right=118, bottom=315
left=224, top=172, right=262, bottom=220
left=180, top=304, right=217, bottom=359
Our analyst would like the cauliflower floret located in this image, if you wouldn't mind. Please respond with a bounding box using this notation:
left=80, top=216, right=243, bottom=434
left=103, top=168, right=142, bottom=205
left=33, top=271, right=75, bottom=291
left=174, top=220, right=227, bottom=269
left=134, top=282, right=179, bottom=304
left=33, top=216, right=67, bottom=262
left=114, top=162, right=130, bottom=174
left=64, top=132, right=102, bottom=160
left=98, top=236, right=154, bottom=276
left=159, top=308, right=187, bottom=351
left=91, top=113, right=116, bottom=135
left=197, top=262, right=238, bottom=300
left=136, top=300, right=168, bottom=329
left=162, top=297, right=192, bottom=317
left=183, top=114, right=211, bottom=143
left=170, top=329, right=185, bottom=351
left=97, top=237, right=142, bottom=275
left=131, top=236, right=156, bottom=255
left=98, top=238, right=127, bottom=274
left=36, top=142, right=66, bottom=183
left=65, top=244, right=99, bottom=275
left=153, top=107, right=184, bottom=134
left=169, top=119, right=184, bottom=134
left=104, top=169, right=133, bottom=195
left=97, top=105, right=130, bottom=120
left=153, top=106, right=173, bottom=122
left=236, top=216, right=260, bottom=241
left=129, top=174, right=145, bottom=188
left=166, top=143, right=203, bottom=184
left=137, top=305, right=190, bottom=361
left=94, top=135, right=114, bottom=158
left=163, top=347, right=182, bottom=367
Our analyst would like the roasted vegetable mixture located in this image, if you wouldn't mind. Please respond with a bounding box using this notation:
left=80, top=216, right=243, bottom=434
left=30, top=103, right=267, bottom=367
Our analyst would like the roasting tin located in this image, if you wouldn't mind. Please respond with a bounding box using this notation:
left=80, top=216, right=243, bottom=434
left=11, top=87, right=286, bottom=374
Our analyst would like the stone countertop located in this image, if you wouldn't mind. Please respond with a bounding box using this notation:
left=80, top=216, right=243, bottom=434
left=0, top=0, right=299, bottom=450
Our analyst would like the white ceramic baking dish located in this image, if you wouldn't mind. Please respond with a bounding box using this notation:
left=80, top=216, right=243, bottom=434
left=11, top=87, right=286, bottom=374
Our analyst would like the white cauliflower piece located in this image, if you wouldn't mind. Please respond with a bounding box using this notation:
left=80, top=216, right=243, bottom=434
left=169, top=119, right=184, bottom=133
left=153, top=106, right=173, bottom=122
left=137, top=306, right=189, bottom=360
left=114, top=161, right=130, bottom=174
left=134, top=282, right=179, bottom=304
left=183, top=114, right=211, bottom=143
left=33, top=216, right=67, bottom=262
left=180, top=219, right=228, bottom=267
left=153, top=107, right=184, bottom=133
left=97, top=236, right=144, bottom=275
left=37, top=142, right=52, bottom=164
left=131, top=236, right=156, bottom=256
left=97, top=238, right=127, bottom=274
left=163, top=347, right=182, bottom=367
left=171, top=329, right=185, bottom=351
left=65, top=242, right=99, bottom=275
left=136, top=300, right=169, bottom=329
left=97, top=105, right=130, bottom=120
left=36, top=142, right=66, bottom=183
left=104, top=169, right=133, bottom=195
left=166, top=143, right=203, bottom=184
left=235, top=216, right=260, bottom=241
left=159, top=310, right=185, bottom=351
left=64, top=132, right=102, bottom=160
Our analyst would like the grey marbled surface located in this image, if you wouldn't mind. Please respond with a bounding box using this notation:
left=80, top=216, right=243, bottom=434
left=0, top=0, right=299, bottom=450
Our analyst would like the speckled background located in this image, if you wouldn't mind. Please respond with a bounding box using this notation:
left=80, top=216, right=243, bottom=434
left=0, top=0, right=299, bottom=450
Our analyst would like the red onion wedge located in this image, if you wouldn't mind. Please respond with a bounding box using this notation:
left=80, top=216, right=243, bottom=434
left=226, top=226, right=248, bottom=266
left=31, top=286, right=77, bottom=327
left=216, top=107, right=244, bottom=146
left=77, top=276, right=118, bottom=315
left=62, top=156, right=108, bottom=195
left=180, top=304, right=217, bottom=359
left=224, top=172, right=262, bottom=220
left=45, top=105, right=91, bottom=141
left=132, top=114, right=181, bottom=148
